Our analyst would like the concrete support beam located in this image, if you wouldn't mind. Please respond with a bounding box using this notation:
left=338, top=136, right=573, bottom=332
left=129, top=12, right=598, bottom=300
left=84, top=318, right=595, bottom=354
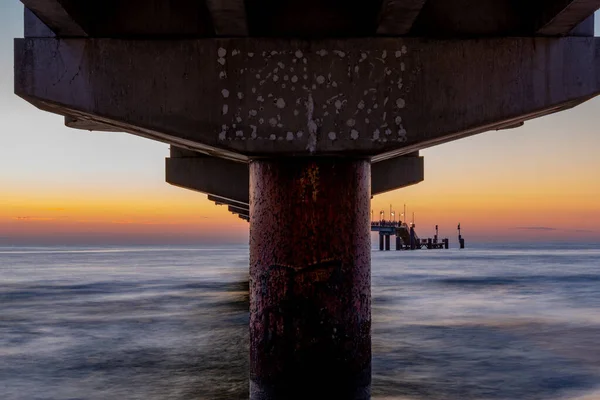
left=64, top=116, right=121, bottom=132
left=206, top=0, right=248, bottom=36
left=377, top=0, right=426, bottom=35
left=537, top=0, right=600, bottom=36
left=371, top=153, right=424, bottom=194
left=166, top=152, right=249, bottom=205
left=21, top=1, right=88, bottom=36
left=15, top=37, right=600, bottom=160
left=228, top=205, right=249, bottom=217
left=166, top=149, right=424, bottom=207
left=24, top=7, right=55, bottom=38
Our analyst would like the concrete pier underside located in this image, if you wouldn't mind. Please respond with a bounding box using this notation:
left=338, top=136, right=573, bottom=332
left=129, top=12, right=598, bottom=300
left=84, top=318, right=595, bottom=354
left=14, top=0, right=600, bottom=398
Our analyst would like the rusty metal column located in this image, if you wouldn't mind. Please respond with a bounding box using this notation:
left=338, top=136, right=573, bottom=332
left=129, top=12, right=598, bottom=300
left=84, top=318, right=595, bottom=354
left=249, top=158, right=371, bottom=400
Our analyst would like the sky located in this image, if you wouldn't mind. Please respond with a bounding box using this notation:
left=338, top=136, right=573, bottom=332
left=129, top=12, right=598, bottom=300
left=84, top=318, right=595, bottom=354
left=1, top=3, right=599, bottom=245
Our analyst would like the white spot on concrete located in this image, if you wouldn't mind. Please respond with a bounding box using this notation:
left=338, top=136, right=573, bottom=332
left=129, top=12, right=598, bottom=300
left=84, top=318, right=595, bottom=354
left=401, top=62, right=406, bottom=71
left=291, top=75, right=298, bottom=83
left=335, top=100, right=343, bottom=110
left=269, top=118, right=277, bottom=127
left=219, top=71, right=227, bottom=79
left=273, top=75, right=279, bottom=82
left=396, top=98, right=406, bottom=109
left=328, top=132, right=337, bottom=140
left=238, top=92, right=244, bottom=100
left=382, top=50, right=387, bottom=59
left=360, top=52, right=368, bottom=62
left=316, top=75, right=326, bottom=84
left=397, top=79, right=403, bottom=90
left=357, top=100, right=365, bottom=110
left=281, top=83, right=286, bottom=88
left=395, top=50, right=402, bottom=58
left=222, top=104, right=229, bottom=115
left=351, top=130, right=359, bottom=140
left=303, top=74, right=308, bottom=80
left=306, top=93, right=318, bottom=153
left=385, top=128, right=392, bottom=136
left=354, top=66, right=359, bottom=74
left=284, top=75, right=289, bottom=81
left=259, top=118, right=264, bottom=124
left=317, top=49, right=328, bottom=57
left=395, top=116, right=402, bottom=125
left=373, top=103, right=379, bottom=109
left=402, top=45, right=408, bottom=54
left=248, top=52, right=254, bottom=57
left=295, top=50, right=303, bottom=58
left=217, top=58, right=226, bottom=65
left=365, top=118, right=370, bottom=123
left=334, top=50, right=346, bottom=58
left=271, top=50, right=278, bottom=56
left=332, top=81, right=338, bottom=88
left=312, top=84, right=317, bottom=90
left=251, top=125, right=257, bottom=139
left=346, top=119, right=356, bottom=127
left=252, top=87, right=257, bottom=93
left=257, top=96, right=265, bottom=102
left=236, top=116, right=242, bottom=123
left=373, top=129, right=380, bottom=140
left=219, top=131, right=226, bottom=140
left=269, top=134, right=276, bottom=140
left=256, top=74, right=261, bottom=79
left=367, top=109, right=372, bottom=114
left=218, top=48, right=227, bottom=58
left=221, top=89, right=230, bottom=98
left=236, top=130, right=244, bottom=137
left=276, top=98, right=286, bottom=109
left=291, top=86, right=296, bottom=91
left=249, top=109, right=257, bottom=117
left=324, top=111, right=329, bottom=116
left=278, top=62, right=285, bottom=69
left=382, top=112, right=387, bottom=121
left=232, top=49, right=239, bottom=56
left=286, top=132, right=294, bottom=141
left=294, top=109, right=300, bottom=116
left=297, top=131, right=304, bottom=138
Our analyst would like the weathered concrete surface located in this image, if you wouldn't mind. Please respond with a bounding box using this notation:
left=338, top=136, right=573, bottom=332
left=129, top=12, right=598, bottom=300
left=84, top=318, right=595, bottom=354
left=15, top=37, right=600, bottom=161
left=249, top=158, right=371, bottom=399
left=377, top=0, right=426, bottom=35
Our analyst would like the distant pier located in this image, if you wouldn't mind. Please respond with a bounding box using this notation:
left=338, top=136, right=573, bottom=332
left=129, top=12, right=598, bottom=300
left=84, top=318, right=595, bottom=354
left=371, top=221, right=452, bottom=251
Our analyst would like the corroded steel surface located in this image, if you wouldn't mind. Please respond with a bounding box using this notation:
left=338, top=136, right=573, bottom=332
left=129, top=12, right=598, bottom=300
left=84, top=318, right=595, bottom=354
left=249, top=158, right=371, bottom=399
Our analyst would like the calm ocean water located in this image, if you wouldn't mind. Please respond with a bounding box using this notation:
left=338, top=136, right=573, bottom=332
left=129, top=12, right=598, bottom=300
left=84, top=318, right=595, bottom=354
left=1, top=243, right=599, bottom=400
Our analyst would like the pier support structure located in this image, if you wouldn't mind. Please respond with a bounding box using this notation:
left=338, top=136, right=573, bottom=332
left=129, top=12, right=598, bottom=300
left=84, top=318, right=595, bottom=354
left=249, top=158, right=371, bottom=399
left=13, top=2, right=600, bottom=398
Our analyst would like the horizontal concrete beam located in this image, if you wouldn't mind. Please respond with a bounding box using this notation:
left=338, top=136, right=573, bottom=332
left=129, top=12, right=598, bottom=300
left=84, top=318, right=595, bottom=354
left=228, top=205, right=249, bottom=217
left=206, top=0, right=248, bottom=36
left=371, top=154, right=424, bottom=195
left=64, top=116, right=121, bottom=132
left=537, top=0, right=600, bottom=36
left=166, top=152, right=249, bottom=204
left=377, top=0, right=426, bottom=35
left=166, top=148, right=424, bottom=204
left=21, top=1, right=88, bottom=36
left=15, top=37, right=600, bottom=160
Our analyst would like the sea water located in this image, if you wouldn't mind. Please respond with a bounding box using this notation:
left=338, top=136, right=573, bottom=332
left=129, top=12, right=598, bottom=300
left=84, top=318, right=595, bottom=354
left=1, top=244, right=599, bottom=399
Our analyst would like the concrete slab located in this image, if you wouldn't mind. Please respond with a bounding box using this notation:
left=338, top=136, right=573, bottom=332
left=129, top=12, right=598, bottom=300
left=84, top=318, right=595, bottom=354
left=15, top=37, right=600, bottom=161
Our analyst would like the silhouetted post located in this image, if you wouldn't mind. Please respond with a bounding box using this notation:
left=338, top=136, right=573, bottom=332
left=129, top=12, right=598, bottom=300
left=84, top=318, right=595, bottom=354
left=250, top=158, right=371, bottom=399
left=396, top=236, right=401, bottom=250
left=444, top=238, right=449, bottom=249
left=379, top=233, right=384, bottom=251
left=427, top=238, right=432, bottom=249
left=409, top=225, right=416, bottom=250
left=385, top=235, right=390, bottom=251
